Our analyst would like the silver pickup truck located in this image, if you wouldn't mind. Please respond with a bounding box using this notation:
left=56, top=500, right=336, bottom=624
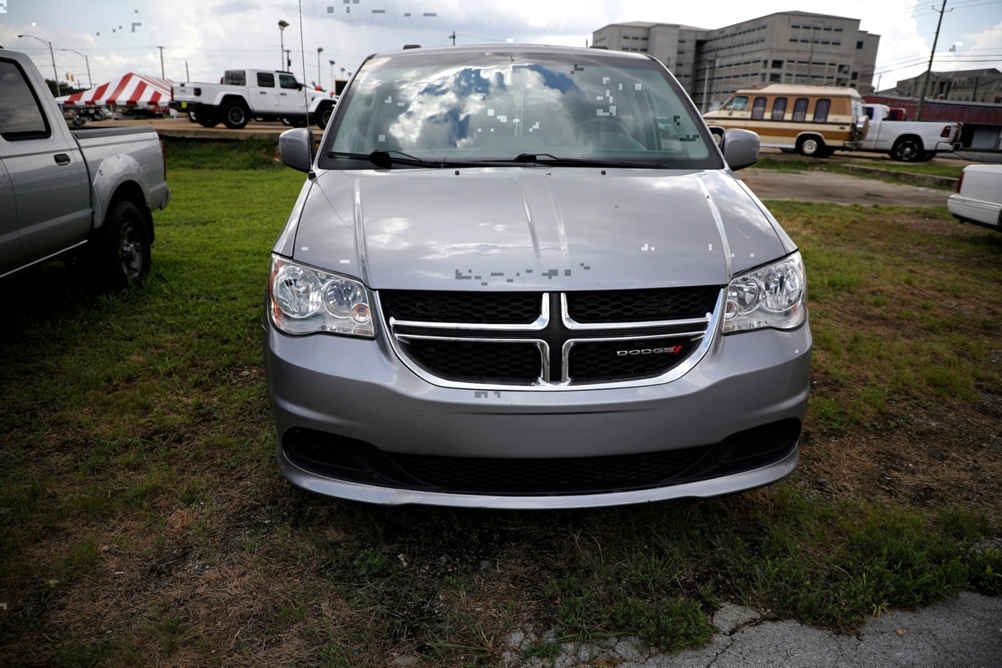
left=1, top=49, right=170, bottom=290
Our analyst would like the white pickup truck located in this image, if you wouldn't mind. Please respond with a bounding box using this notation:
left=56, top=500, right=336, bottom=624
left=859, top=103, right=961, bottom=162
left=172, top=69, right=337, bottom=130
left=1, top=48, right=170, bottom=290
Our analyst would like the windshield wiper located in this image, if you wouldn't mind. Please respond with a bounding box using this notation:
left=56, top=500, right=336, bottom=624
left=327, top=150, right=466, bottom=169
left=511, top=153, right=661, bottom=168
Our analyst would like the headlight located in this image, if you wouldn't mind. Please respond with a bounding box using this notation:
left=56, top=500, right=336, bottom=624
left=269, top=257, right=375, bottom=337
left=723, top=252, right=806, bottom=333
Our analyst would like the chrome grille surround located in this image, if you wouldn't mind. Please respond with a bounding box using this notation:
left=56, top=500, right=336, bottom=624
left=378, top=288, right=723, bottom=390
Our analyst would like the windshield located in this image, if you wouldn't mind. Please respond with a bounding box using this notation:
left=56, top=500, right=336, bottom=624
left=320, top=49, right=721, bottom=170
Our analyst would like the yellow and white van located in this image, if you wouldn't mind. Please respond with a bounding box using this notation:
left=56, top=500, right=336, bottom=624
left=703, top=84, right=868, bottom=157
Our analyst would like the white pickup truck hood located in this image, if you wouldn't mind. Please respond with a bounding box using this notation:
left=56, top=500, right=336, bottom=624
left=281, top=167, right=794, bottom=291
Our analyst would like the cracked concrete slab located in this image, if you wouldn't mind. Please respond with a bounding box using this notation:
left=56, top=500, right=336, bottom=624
left=506, top=592, right=1002, bottom=668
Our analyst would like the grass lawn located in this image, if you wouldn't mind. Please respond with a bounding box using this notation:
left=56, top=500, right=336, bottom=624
left=1, top=141, right=1000, bottom=667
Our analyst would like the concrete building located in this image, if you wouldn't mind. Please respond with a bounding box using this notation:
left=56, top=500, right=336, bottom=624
left=592, top=12, right=879, bottom=111
left=891, top=68, right=1002, bottom=105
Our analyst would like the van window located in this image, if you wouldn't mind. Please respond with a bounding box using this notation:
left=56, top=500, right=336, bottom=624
left=814, top=99, right=830, bottom=123
left=723, top=96, right=748, bottom=112
left=257, top=72, right=275, bottom=88
left=771, top=97, right=787, bottom=121
left=750, top=97, right=767, bottom=120
left=792, top=98, right=809, bottom=122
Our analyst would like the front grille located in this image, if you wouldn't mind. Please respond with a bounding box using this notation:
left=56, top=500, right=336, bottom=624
left=282, top=419, right=801, bottom=496
left=379, top=288, right=720, bottom=388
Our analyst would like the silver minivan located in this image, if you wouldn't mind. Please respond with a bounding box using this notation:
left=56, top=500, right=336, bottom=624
left=264, top=44, right=811, bottom=508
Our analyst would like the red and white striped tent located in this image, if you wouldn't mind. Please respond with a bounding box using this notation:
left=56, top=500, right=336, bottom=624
left=57, top=72, right=173, bottom=108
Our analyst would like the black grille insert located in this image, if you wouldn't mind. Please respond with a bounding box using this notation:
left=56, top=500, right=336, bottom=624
left=400, top=339, right=542, bottom=383
left=566, top=287, right=717, bottom=323
left=382, top=291, right=540, bottom=324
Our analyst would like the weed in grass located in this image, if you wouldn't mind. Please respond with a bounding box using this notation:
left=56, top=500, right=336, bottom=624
left=54, top=535, right=102, bottom=588
left=152, top=613, right=184, bottom=655
left=968, top=547, right=1002, bottom=595
left=611, top=597, right=713, bottom=652
left=810, top=396, right=855, bottom=435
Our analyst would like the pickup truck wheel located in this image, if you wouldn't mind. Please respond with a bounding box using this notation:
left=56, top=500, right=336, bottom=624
left=891, top=137, right=922, bottom=162
left=317, top=104, right=334, bottom=130
left=797, top=136, right=825, bottom=157
left=222, top=102, right=249, bottom=129
left=87, top=200, right=151, bottom=291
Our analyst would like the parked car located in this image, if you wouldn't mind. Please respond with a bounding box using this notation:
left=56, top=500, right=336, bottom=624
left=858, top=103, right=961, bottom=161
left=264, top=44, right=811, bottom=508
left=63, top=105, right=110, bottom=126
left=171, top=69, right=336, bottom=130
left=948, top=164, right=1002, bottom=231
left=0, top=48, right=170, bottom=289
left=702, top=84, right=868, bottom=157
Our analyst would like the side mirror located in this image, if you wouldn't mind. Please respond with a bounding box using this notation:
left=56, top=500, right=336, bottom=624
left=279, top=127, right=315, bottom=173
left=719, top=128, right=759, bottom=171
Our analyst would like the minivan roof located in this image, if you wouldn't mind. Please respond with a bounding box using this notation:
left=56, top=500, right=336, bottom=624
left=730, top=84, right=862, bottom=97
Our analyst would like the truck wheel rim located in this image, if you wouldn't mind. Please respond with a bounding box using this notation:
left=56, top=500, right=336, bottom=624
left=119, top=224, right=143, bottom=277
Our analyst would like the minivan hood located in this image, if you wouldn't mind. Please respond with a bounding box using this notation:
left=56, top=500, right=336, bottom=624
left=285, top=167, right=792, bottom=291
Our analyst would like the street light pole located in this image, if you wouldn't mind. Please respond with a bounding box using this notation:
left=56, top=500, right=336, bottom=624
left=60, top=49, right=92, bottom=89
left=329, top=59, right=336, bottom=92
left=316, top=47, right=324, bottom=88
left=278, top=20, right=289, bottom=71
left=18, top=33, right=59, bottom=95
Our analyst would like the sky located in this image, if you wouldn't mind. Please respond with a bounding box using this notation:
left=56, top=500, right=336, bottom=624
left=1, top=0, right=1000, bottom=93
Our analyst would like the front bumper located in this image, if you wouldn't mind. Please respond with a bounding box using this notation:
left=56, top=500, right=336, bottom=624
left=264, top=318, right=812, bottom=508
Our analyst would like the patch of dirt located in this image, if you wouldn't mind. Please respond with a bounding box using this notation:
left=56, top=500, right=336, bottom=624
left=739, top=168, right=951, bottom=207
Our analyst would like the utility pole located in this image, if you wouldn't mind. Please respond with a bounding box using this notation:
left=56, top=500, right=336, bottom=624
left=916, top=0, right=951, bottom=121
left=157, top=46, right=165, bottom=78
left=449, top=31, right=456, bottom=46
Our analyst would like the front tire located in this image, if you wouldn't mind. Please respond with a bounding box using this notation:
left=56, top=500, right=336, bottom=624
left=87, top=200, right=151, bottom=291
left=891, top=137, right=922, bottom=162
left=316, top=103, right=335, bottom=130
